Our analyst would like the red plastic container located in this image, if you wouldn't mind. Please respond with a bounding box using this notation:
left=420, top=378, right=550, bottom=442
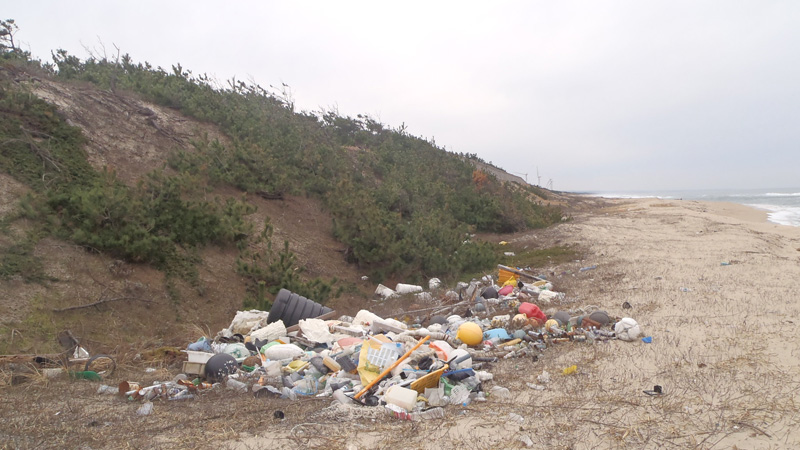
left=518, top=302, right=547, bottom=324
left=498, top=285, right=514, bottom=296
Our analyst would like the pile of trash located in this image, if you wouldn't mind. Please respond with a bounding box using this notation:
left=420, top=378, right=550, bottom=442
left=115, top=265, right=645, bottom=419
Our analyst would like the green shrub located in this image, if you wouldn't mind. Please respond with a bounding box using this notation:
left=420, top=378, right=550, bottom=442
left=5, top=47, right=565, bottom=286
left=238, top=222, right=340, bottom=310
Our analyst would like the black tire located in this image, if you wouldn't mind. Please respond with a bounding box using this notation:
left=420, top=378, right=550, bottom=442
left=267, top=289, right=332, bottom=327
left=266, top=289, right=291, bottom=324
left=287, top=296, right=311, bottom=327
left=308, top=303, right=323, bottom=319
left=281, top=294, right=304, bottom=327
left=295, top=297, right=317, bottom=325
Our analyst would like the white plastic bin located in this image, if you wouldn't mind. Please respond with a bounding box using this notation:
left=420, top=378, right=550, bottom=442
left=184, top=350, right=214, bottom=364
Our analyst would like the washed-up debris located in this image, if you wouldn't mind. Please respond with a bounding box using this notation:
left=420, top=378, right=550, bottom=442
left=614, top=318, right=642, bottom=341
left=643, top=385, right=663, bottom=396
left=105, top=266, right=646, bottom=419
left=562, top=365, right=578, bottom=375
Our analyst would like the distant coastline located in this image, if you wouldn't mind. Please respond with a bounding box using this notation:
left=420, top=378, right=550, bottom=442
left=577, top=188, right=800, bottom=227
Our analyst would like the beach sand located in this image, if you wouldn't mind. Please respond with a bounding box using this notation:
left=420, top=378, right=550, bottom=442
left=496, top=197, right=800, bottom=448
left=5, top=197, right=800, bottom=449
left=226, top=198, right=800, bottom=449
left=383, top=198, right=797, bottom=449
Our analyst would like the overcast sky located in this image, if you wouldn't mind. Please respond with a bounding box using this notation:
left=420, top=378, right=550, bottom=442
left=7, top=1, right=800, bottom=192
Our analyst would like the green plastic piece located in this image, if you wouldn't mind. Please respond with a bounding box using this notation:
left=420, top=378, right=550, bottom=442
left=70, top=371, right=101, bottom=381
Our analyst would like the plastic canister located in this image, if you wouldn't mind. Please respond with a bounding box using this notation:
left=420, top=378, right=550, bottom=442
left=384, top=385, right=418, bottom=412
left=498, top=285, right=514, bottom=296
left=448, top=348, right=472, bottom=370
left=262, top=360, right=281, bottom=378
left=429, top=340, right=454, bottom=360
left=518, top=302, right=547, bottom=324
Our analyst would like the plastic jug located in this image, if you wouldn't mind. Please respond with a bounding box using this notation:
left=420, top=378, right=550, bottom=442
left=429, top=340, right=453, bottom=360
left=518, top=302, right=546, bottom=324
left=448, top=348, right=472, bottom=370
left=262, top=360, right=281, bottom=378
left=384, top=385, right=418, bottom=412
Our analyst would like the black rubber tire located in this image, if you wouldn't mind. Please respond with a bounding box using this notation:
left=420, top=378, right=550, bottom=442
left=287, top=296, right=311, bottom=327
left=295, top=297, right=317, bottom=325
left=266, top=289, right=333, bottom=327
left=281, top=294, right=304, bottom=327
left=266, top=289, right=291, bottom=324
left=309, top=303, right=323, bottom=319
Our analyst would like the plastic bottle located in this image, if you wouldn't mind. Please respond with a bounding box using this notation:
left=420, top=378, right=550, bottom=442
left=281, top=386, right=298, bottom=400
left=332, top=389, right=350, bottom=405
left=490, top=385, right=511, bottom=399
left=414, top=407, right=445, bottom=420
left=96, top=384, right=119, bottom=395
left=293, top=376, right=319, bottom=396
left=460, top=376, right=480, bottom=392
left=450, top=385, right=469, bottom=405
left=136, top=402, right=153, bottom=416
left=226, top=378, right=248, bottom=393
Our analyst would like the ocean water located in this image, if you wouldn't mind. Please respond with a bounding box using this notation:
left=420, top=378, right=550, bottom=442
left=585, top=188, right=800, bottom=228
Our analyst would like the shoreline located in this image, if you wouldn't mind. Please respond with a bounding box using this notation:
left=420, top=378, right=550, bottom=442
left=575, top=191, right=800, bottom=228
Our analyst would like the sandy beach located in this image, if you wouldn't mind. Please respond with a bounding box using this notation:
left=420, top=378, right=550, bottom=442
left=510, top=197, right=800, bottom=448
left=4, top=197, right=800, bottom=449
left=225, top=198, right=800, bottom=449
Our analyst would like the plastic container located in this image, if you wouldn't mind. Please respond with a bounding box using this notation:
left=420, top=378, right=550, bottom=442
left=226, top=378, right=248, bottom=393
left=322, top=356, right=341, bottom=372
left=184, top=351, right=214, bottom=364
left=450, top=385, right=470, bottom=405
left=498, top=285, right=514, bottom=296
left=395, top=283, right=423, bottom=295
left=262, top=360, right=281, bottom=378
left=448, top=349, right=472, bottom=370
left=414, top=407, right=445, bottom=420
left=97, top=384, right=119, bottom=395
left=333, top=389, right=350, bottom=405
left=293, top=376, right=319, bottom=395
left=384, top=385, right=418, bottom=412
left=366, top=343, right=401, bottom=370
left=429, top=340, right=454, bottom=360
left=136, top=402, right=153, bottom=416
left=518, top=302, right=547, bottom=324
left=456, top=322, right=483, bottom=346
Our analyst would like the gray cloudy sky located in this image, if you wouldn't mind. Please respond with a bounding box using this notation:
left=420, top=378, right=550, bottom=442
left=7, top=1, right=800, bottom=192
